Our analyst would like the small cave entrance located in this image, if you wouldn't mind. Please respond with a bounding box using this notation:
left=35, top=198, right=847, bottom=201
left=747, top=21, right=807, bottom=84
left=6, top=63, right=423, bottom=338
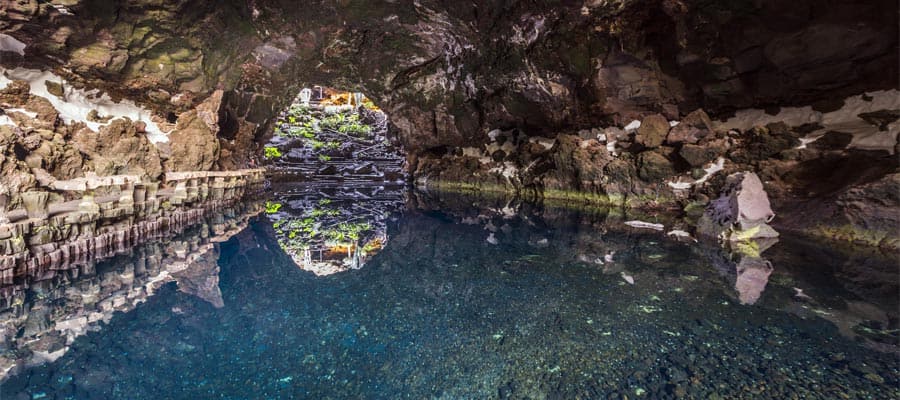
left=261, top=86, right=407, bottom=276
left=262, top=86, right=406, bottom=185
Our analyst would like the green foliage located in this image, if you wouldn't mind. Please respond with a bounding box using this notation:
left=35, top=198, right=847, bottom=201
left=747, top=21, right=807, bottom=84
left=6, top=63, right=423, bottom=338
left=264, top=146, right=282, bottom=159
left=320, top=113, right=371, bottom=137
left=265, top=201, right=282, bottom=214
left=318, top=154, right=331, bottom=162
left=286, top=122, right=316, bottom=139
left=362, top=241, right=381, bottom=253
left=325, top=222, right=372, bottom=242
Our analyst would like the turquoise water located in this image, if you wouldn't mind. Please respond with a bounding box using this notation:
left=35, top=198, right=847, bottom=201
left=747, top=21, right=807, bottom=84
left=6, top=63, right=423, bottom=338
left=1, top=190, right=897, bottom=399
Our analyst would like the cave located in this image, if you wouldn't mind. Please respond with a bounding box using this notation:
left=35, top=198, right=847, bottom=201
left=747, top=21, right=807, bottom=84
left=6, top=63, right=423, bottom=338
left=0, top=1, right=898, bottom=397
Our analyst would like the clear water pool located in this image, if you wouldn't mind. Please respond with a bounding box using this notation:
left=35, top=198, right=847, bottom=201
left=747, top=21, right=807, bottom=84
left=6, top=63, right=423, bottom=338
left=2, top=190, right=897, bottom=399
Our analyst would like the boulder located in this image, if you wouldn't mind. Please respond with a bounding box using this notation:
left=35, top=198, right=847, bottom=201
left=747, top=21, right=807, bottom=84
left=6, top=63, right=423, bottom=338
left=164, top=110, right=220, bottom=172
left=73, top=119, right=163, bottom=179
left=679, top=140, right=727, bottom=167
left=634, top=114, right=669, bottom=148
left=697, top=172, right=778, bottom=241
left=44, top=80, right=64, bottom=98
left=638, top=150, right=674, bottom=182
left=733, top=172, right=776, bottom=228
left=667, top=109, right=713, bottom=144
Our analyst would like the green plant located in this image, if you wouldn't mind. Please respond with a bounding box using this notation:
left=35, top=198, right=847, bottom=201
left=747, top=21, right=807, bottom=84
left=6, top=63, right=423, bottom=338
left=318, top=154, right=331, bottom=162
left=318, top=112, right=372, bottom=137
left=264, top=146, right=282, bottom=159
left=265, top=201, right=282, bottom=214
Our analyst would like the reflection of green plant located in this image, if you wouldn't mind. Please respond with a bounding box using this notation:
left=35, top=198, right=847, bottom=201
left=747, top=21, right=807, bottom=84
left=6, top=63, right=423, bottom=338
left=264, top=146, right=282, bottom=159
left=288, top=123, right=317, bottom=139
left=325, top=222, right=372, bottom=242
left=265, top=201, right=282, bottom=214
left=362, top=241, right=380, bottom=253
left=310, top=208, right=340, bottom=218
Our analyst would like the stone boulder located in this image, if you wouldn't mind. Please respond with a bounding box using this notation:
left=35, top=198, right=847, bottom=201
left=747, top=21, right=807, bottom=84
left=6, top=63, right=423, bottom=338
left=165, top=111, right=221, bottom=172
left=679, top=139, right=727, bottom=167
left=667, top=109, right=713, bottom=144
left=638, top=150, right=675, bottom=182
left=634, top=114, right=669, bottom=148
left=697, top=172, right=778, bottom=241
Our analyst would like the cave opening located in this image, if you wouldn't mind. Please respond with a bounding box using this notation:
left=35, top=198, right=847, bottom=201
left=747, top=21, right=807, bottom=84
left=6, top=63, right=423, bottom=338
left=262, top=86, right=406, bottom=185
left=261, top=86, right=407, bottom=275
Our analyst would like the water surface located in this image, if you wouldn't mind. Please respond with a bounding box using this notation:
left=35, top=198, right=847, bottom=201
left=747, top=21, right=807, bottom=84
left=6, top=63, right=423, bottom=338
left=2, top=190, right=897, bottom=399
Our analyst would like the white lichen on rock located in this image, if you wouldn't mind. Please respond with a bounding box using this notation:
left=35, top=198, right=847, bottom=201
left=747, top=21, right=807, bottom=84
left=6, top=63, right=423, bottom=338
left=0, top=34, right=26, bottom=56
left=1, top=67, right=171, bottom=143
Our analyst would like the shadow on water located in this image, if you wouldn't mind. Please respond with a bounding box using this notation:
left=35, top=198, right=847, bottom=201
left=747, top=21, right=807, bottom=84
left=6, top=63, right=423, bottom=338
left=1, top=188, right=898, bottom=399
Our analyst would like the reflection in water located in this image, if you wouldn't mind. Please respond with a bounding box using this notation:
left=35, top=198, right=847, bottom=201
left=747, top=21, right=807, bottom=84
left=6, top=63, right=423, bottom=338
left=735, top=255, right=774, bottom=305
left=0, top=190, right=897, bottom=398
left=266, top=184, right=405, bottom=276
left=723, top=237, right=779, bottom=305
left=0, top=200, right=262, bottom=381
left=414, top=191, right=899, bottom=352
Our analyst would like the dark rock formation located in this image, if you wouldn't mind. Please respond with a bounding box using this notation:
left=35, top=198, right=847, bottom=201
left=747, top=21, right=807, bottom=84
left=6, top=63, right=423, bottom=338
left=2, top=0, right=895, bottom=161
left=0, top=0, right=897, bottom=247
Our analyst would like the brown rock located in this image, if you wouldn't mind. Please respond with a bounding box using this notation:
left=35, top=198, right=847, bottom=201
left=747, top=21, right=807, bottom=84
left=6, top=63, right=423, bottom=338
left=638, top=150, right=675, bottom=181
left=635, top=114, right=669, bottom=148
left=667, top=109, right=713, bottom=144
left=44, top=80, right=64, bottom=98
left=679, top=140, right=727, bottom=167
left=165, top=111, right=220, bottom=172
left=73, top=119, right=163, bottom=179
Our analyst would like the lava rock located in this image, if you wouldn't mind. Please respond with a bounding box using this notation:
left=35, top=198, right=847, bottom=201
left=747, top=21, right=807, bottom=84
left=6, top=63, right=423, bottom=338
left=680, top=144, right=717, bottom=167
left=635, top=114, right=670, bottom=149
left=638, top=150, right=675, bottom=181
left=667, top=109, right=713, bottom=145
left=808, top=131, right=853, bottom=150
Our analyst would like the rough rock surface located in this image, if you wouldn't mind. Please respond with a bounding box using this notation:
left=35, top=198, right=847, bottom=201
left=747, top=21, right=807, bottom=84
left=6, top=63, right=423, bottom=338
left=74, top=119, right=163, bottom=178
left=697, top=172, right=778, bottom=242
left=0, top=0, right=897, bottom=247
left=635, top=114, right=670, bottom=149
left=1, top=0, right=896, bottom=161
left=668, top=109, right=713, bottom=145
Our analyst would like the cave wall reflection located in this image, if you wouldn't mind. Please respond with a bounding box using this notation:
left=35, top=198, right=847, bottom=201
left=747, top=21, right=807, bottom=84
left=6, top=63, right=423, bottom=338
left=265, top=185, right=406, bottom=276
left=0, top=200, right=263, bottom=380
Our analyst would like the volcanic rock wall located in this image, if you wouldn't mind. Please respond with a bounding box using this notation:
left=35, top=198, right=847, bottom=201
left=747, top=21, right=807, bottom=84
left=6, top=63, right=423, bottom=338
left=1, top=0, right=897, bottom=247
